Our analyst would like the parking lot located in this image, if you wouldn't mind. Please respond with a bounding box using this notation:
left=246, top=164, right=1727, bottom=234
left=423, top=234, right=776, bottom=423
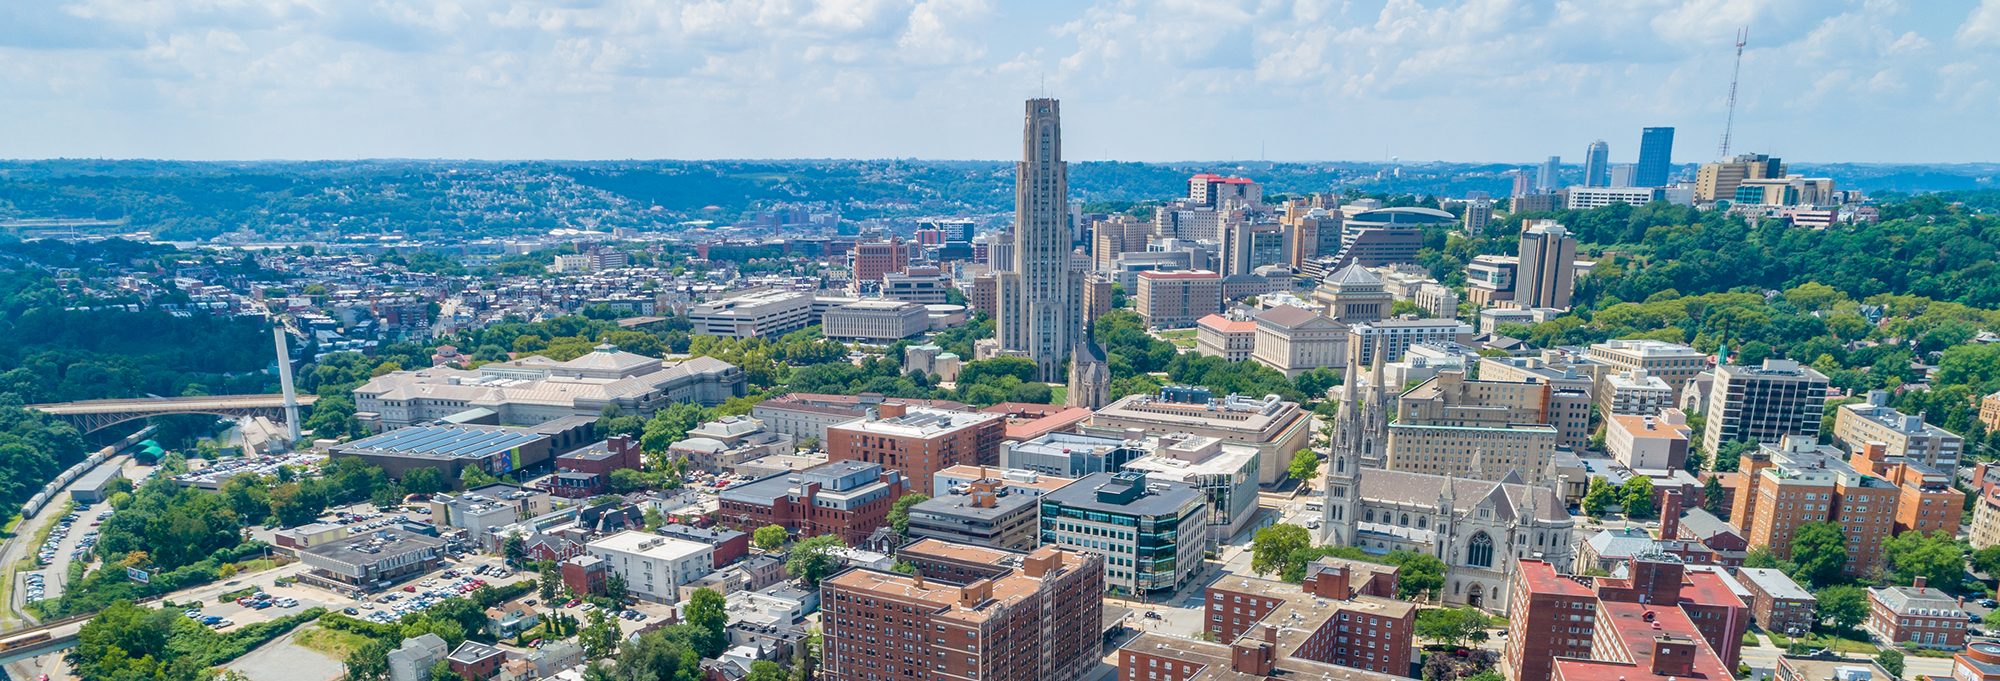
left=19, top=499, right=114, bottom=607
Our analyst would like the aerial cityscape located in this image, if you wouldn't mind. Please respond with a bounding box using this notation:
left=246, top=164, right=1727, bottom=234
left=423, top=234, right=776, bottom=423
left=3, top=6, right=2000, bottom=681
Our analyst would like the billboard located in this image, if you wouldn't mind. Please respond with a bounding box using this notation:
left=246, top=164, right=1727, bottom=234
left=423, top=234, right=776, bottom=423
left=127, top=567, right=149, bottom=583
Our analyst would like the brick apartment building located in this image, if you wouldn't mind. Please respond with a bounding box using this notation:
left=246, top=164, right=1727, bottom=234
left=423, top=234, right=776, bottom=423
left=1735, top=436, right=1965, bottom=577
left=822, top=543, right=1103, bottom=681
left=655, top=523, right=750, bottom=568
left=716, top=460, right=909, bottom=544
left=1868, top=577, right=1971, bottom=649
left=1735, top=568, right=1816, bottom=636
left=560, top=555, right=608, bottom=596
left=548, top=435, right=643, bottom=498
left=1506, top=557, right=1749, bottom=681
left=1201, top=559, right=1414, bottom=676
left=827, top=404, right=1006, bottom=496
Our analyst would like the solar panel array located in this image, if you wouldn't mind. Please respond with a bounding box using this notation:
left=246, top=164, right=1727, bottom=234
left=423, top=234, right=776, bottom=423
left=346, top=426, right=537, bottom=459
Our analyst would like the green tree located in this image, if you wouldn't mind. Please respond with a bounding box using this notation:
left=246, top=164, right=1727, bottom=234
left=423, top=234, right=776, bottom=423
left=889, top=493, right=930, bottom=537
left=686, top=587, right=730, bottom=657
left=1973, top=545, right=2000, bottom=577
left=1415, top=606, right=1490, bottom=648
left=753, top=524, right=789, bottom=552
left=1790, top=522, right=1848, bottom=588
left=1251, top=525, right=1311, bottom=577
left=1582, top=477, right=1617, bottom=517
left=1877, top=649, right=1904, bottom=679
left=1702, top=476, right=1727, bottom=515
left=604, top=573, right=629, bottom=603
left=1620, top=476, right=1655, bottom=518
left=580, top=608, right=621, bottom=659
left=346, top=638, right=394, bottom=681
left=607, top=468, right=648, bottom=494
left=1742, top=546, right=1801, bottom=576
left=786, top=535, right=848, bottom=585
left=1816, top=585, right=1868, bottom=633
left=429, top=660, right=458, bottom=681
left=1882, top=530, right=1967, bottom=592
left=1287, top=449, right=1321, bottom=484
left=1382, top=550, right=1447, bottom=601
left=503, top=533, right=528, bottom=563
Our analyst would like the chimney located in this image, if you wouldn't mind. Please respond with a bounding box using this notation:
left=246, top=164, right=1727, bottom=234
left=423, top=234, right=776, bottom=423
left=1231, top=642, right=1274, bottom=676
left=1262, top=624, right=1278, bottom=644
left=1649, top=637, right=1696, bottom=676
left=879, top=402, right=909, bottom=419
left=959, top=579, right=993, bottom=607
left=1305, top=562, right=1350, bottom=599
left=1915, top=576, right=1927, bottom=591
left=1658, top=490, right=1683, bottom=540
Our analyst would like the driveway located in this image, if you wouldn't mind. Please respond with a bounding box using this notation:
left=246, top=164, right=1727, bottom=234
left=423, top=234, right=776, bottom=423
left=224, top=630, right=344, bottom=681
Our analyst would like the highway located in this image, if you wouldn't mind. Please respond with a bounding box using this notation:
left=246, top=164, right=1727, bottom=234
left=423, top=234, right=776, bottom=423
left=26, top=394, right=318, bottom=415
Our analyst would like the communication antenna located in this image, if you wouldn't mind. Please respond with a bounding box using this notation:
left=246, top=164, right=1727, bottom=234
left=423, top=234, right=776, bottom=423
left=1717, top=27, right=1747, bottom=160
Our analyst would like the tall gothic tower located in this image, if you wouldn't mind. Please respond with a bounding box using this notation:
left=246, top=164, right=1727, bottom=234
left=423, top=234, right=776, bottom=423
left=1357, top=344, right=1392, bottom=469
left=997, top=99, right=1083, bottom=383
left=1320, top=359, right=1363, bottom=545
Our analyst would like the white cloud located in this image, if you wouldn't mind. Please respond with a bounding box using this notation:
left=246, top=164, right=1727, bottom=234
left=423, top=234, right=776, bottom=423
left=0, top=0, right=1994, bottom=161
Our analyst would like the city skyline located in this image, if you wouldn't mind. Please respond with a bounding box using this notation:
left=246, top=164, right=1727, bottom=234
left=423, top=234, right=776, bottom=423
left=1, top=1, right=1997, bottom=163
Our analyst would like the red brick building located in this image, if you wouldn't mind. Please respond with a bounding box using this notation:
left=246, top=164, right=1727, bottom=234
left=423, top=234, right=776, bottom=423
left=715, top=460, right=908, bottom=544
left=548, top=435, right=643, bottom=498
left=826, top=404, right=1005, bottom=496
left=447, top=641, right=506, bottom=681
left=1195, top=560, right=1414, bottom=678
left=1868, top=577, right=1971, bottom=649
left=1506, top=560, right=1599, bottom=681
left=1736, top=567, right=1816, bottom=636
left=561, top=555, right=608, bottom=597
left=1506, top=557, right=1749, bottom=681
left=656, top=523, right=749, bottom=568
left=822, top=543, right=1103, bottom=681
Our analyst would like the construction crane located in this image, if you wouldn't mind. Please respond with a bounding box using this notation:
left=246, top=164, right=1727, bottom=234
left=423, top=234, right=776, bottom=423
left=1717, top=27, right=1748, bottom=160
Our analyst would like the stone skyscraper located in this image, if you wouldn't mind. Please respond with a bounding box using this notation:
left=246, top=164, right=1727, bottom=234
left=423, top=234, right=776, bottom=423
left=998, top=99, right=1083, bottom=383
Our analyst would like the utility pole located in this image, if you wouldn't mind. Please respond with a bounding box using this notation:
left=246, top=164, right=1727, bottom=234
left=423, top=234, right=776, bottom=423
left=1717, top=27, right=1748, bottom=160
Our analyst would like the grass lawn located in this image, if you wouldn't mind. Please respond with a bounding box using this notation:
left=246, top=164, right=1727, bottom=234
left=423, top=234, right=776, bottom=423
left=1157, top=330, right=1197, bottom=339
left=1049, top=385, right=1067, bottom=405
left=1787, top=632, right=1879, bottom=655
left=294, top=626, right=373, bottom=662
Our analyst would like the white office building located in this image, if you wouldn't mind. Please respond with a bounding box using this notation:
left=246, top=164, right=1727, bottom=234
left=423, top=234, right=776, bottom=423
left=821, top=300, right=930, bottom=342
left=685, top=290, right=814, bottom=338
left=585, top=530, right=715, bottom=604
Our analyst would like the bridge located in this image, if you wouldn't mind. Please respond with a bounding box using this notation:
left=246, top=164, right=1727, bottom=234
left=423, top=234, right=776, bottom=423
left=26, top=395, right=318, bottom=434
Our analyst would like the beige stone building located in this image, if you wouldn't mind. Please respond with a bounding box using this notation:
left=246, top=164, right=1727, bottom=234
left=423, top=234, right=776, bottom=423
left=1694, top=154, right=1786, bottom=203
left=1134, top=269, right=1220, bottom=328
left=1585, top=339, right=1708, bottom=401
left=1311, top=263, right=1393, bottom=324
left=1249, top=305, right=1349, bottom=378
left=1384, top=371, right=1561, bottom=484
left=1602, top=368, right=1676, bottom=416
left=1195, top=314, right=1256, bottom=361
left=1832, top=390, right=1966, bottom=474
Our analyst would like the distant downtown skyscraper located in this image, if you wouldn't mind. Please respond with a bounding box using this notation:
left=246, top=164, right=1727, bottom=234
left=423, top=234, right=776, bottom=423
left=1637, top=127, right=1675, bottom=187
left=1584, top=140, right=1609, bottom=187
left=997, top=98, right=1083, bottom=383
left=1536, top=156, right=1560, bottom=191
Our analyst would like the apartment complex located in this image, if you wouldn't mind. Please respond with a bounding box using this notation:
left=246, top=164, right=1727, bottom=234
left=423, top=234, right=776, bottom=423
left=1832, top=390, right=1966, bottom=474
left=1732, top=436, right=1961, bottom=577
left=1081, top=388, right=1311, bottom=486
left=1040, top=471, right=1209, bottom=595
left=1383, top=371, right=1568, bottom=484
left=1347, top=318, right=1475, bottom=367
left=1250, top=305, right=1349, bottom=377
left=1701, top=360, right=1830, bottom=455
left=1735, top=568, right=1816, bottom=636
left=1198, top=562, right=1416, bottom=677
left=827, top=404, right=1008, bottom=496
left=1585, top=340, right=1707, bottom=401
left=583, top=530, right=713, bottom=603
left=686, top=290, right=813, bottom=338
left=1868, top=578, right=1970, bottom=650
left=821, top=543, right=1103, bottom=681
left=1135, top=270, right=1222, bottom=328
left=715, top=460, right=909, bottom=544
left=1506, top=557, right=1747, bottom=681
left=1601, top=369, right=1675, bottom=416
left=1515, top=220, right=1578, bottom=310
left=1605, top=410, right=1691, bottom=471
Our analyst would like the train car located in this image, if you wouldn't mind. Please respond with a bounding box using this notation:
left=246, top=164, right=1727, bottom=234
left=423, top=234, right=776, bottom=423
left=0, top=630, right=52, bottom=652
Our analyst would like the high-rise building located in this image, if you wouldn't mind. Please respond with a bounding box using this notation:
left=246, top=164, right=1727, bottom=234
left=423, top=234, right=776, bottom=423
left=1584, top=140, right=1610, bottom=187
left=1512, top=169, right=1534, bottom=197
left=1609, top=164, right=1637, bottom=188
left=1462, top=198, right=1493, bottom=236
left=1514, top=220, right=1578, bottom=310
left=823, top=542, right=1103, bottom=681
left=1537, top=156, right=1561, bottom=191
left=827, top=405, right=1007, bottom=496
left=1731, top=436, right=1959, bottom=578
left=1832, top=390, right=1965, bottom=474
left=1636, top=127, right=1675, bottom=187
left=1694, top=153, right=1787, bottom=203
left=1701, top=359, right=1829, bottom=455
left=997, top=99, right=1083, bottom=383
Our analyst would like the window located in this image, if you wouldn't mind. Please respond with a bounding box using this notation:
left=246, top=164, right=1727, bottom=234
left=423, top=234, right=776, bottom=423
left=1468, top=532, right=1495, bottom=568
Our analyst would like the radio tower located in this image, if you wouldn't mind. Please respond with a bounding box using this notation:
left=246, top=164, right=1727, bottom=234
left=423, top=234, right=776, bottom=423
left=1717, top=27, right=1747, bottom=160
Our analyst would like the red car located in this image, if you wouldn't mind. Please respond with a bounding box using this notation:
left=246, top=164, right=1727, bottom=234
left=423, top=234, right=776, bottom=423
left=565, top=599, right=580, bottom=608
left=403, top=586, right=417, bottom=592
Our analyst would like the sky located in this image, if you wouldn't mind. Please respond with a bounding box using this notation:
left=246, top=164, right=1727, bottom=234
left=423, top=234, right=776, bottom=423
left=2, top=0, right=1998, bottom=164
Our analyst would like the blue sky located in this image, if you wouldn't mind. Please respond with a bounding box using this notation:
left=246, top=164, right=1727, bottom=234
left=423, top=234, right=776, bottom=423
left=2, top=0, right=1996, bottom=163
